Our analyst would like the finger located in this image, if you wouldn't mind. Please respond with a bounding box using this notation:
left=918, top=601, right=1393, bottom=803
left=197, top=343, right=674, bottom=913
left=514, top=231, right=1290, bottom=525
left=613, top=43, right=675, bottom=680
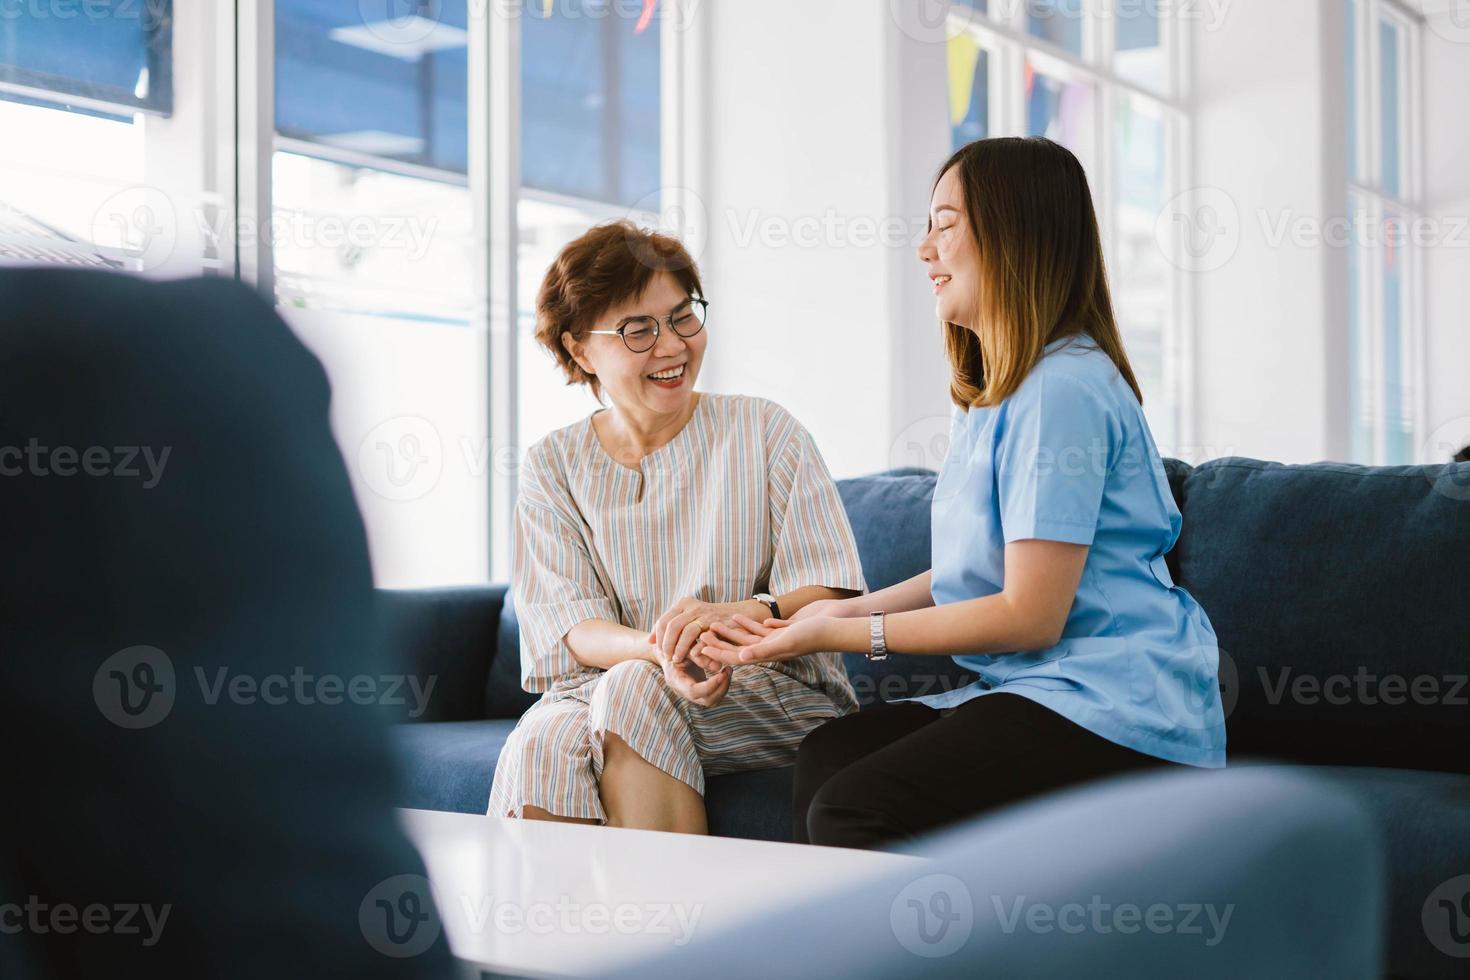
left=698, top=630, right=738, bottom=653
left=730, top=614, right=775, bottom=636
left=762, top=618, right=791, bottom=628
left=699, top=670, right=732, bottom=706
left=674, top=621, right=704, bottom=664
left=661, top=612, right=690, bottom=664
left=688, top=645, right=722, bottom=672
left=709, top=620, right=760, bottom=645
left=687, top=669, right=726, bottom=704
left=699, top=643, right=744, bottom=667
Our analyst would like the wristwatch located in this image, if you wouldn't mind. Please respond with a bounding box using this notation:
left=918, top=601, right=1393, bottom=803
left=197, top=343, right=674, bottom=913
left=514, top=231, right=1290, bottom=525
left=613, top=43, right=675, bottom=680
left=867, top=611, right=889, bottom=661
left=752, top=592, right=781, bottom=620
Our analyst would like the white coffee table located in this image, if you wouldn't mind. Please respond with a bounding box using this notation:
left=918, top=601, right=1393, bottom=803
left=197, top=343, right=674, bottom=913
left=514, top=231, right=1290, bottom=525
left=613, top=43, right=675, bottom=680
left=397, top=809, right=924, bottom=978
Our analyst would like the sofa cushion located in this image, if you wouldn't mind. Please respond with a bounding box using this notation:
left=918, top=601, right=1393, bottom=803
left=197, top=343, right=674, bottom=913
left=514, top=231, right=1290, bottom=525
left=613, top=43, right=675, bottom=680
left=704, top=767, right=798, bottom=842
left=377, top=586, right=506, bottom=723
left=835, top=469, right=978, bottom=705
left=1305, top=766, right=1470, bottom=980
left=1173, top=459, right=1470, bottom=774
left=484, top=592, right=541, bottom=720
left=390, top=720, right=517, bottom=814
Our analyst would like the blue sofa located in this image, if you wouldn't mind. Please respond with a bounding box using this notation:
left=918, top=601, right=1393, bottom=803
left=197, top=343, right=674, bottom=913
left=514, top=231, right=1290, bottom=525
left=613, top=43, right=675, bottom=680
left=384, top=459, right=1470, bottom=980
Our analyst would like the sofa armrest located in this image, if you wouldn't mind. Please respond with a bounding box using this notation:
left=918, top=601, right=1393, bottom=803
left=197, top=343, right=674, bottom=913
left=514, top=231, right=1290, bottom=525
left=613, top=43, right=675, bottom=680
left=374, top=585, right=508, bottom=723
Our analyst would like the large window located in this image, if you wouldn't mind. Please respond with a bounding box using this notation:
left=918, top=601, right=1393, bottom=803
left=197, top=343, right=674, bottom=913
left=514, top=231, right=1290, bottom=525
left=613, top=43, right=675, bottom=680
left=1346, top=0, right=1422, bottom=464
left=517, top=5, right=663, bottom=456
left=262, top=0, right=666, bottom=586
left=0, top=1, right=223, bottom=277
left=2, top=1, right=669, bottom=587
left=945, top=0, right=1186, bottom=453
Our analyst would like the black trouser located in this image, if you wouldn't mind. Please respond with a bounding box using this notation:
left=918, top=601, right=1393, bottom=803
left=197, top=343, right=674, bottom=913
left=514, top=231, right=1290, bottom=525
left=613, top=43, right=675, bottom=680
left=793, top=693, right=1175, bottom=849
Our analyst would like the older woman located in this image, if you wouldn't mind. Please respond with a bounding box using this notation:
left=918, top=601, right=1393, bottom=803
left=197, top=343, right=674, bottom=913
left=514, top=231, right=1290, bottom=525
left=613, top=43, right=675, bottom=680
left=487, top=221, right=866, bottom=833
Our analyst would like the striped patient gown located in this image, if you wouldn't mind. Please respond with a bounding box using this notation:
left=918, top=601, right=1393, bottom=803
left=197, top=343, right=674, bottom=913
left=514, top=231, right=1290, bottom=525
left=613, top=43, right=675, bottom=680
left=487, top=393, right=867, bottom=821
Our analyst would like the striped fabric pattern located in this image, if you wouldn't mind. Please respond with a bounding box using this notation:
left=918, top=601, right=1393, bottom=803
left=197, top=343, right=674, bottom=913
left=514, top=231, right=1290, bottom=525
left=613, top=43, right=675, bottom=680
left=488, top=393, right=867, bottom=819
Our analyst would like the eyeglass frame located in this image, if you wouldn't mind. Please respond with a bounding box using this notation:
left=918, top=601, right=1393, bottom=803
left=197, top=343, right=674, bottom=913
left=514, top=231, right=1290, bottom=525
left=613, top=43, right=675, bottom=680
left=584, top=297, right=709, bottom=353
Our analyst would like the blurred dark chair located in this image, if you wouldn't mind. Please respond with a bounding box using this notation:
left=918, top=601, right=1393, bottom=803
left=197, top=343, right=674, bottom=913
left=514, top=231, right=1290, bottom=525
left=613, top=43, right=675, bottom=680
left=0, top=269, right=453, bottom=977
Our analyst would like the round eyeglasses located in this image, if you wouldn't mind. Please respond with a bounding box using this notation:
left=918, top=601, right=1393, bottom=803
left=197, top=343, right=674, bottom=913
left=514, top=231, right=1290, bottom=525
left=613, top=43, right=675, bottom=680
left=585, top=298, right=708, bottom=353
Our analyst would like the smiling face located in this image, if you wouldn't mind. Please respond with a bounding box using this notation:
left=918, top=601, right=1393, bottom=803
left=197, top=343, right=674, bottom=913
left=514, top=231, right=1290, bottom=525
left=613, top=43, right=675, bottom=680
left=562, top=271, right=706, bottom=418
left=917, top=164, right=982, bottom=329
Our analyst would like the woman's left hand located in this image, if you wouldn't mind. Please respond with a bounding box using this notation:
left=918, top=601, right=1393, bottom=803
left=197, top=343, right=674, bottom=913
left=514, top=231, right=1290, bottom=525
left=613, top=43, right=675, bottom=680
left=650, top=598, right=766, bottom=666
left=697, top=613, right=829, bottom=665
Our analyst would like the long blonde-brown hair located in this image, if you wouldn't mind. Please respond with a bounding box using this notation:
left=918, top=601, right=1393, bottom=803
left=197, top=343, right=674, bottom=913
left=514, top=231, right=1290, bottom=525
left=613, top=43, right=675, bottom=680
left=936, top=137, right=1142, bottom=408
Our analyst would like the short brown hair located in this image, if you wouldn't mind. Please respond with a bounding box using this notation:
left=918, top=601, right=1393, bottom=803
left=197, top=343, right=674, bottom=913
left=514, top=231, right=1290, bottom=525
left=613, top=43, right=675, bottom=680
left=534, top=220, right=703, bottom=401
left=934, top=137, right=1142, bottom=409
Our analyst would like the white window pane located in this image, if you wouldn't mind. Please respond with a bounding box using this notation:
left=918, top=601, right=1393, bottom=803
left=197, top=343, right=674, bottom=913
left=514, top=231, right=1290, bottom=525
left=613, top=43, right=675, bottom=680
left=0, top=99, right=145, bottom=270
left=271, top=2, right=483, bottom=588
left=517, top=197, right=615, bottom=451
left=1027, top=0, right=1084, bottom=55
left=1115, top=0, right=1168, bottom=94
left=272, top=153, right=473, bottom=323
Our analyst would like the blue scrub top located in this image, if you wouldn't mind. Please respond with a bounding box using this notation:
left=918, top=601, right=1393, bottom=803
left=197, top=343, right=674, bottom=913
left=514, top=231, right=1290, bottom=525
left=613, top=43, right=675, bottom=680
left=914, top=334, right=1226, bottom=768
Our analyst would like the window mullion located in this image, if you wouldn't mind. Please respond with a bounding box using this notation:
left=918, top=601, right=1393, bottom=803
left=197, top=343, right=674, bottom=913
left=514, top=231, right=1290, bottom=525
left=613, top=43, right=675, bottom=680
left=470, top=3, right=520, bottom=582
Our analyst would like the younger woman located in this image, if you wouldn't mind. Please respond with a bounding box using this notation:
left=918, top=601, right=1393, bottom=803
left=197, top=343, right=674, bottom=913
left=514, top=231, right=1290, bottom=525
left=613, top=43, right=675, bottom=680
left=697, top=137, right=1226, bottom=849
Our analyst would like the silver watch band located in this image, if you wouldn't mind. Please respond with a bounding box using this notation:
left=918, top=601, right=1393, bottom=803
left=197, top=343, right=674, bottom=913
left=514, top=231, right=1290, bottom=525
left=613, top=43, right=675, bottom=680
left=867, top=611, right=888, bottom=661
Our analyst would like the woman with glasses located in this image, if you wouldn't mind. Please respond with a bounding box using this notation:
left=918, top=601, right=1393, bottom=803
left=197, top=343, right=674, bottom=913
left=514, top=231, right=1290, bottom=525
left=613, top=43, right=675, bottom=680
left=487, top=220, right=867, bottom=833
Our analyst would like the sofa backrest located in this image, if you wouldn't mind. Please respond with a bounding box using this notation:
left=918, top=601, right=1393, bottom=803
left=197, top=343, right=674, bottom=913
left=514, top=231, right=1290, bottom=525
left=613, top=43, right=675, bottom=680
left=834, top=471, right=978, bottom=706
left=1171, top=457, right=1470, bottom=774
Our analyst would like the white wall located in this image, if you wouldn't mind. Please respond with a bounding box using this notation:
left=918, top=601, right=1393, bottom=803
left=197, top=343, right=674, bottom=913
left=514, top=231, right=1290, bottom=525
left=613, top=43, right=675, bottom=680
left=1190, top=0, right=1343, bottom=463
left=691, top=0, right=952, bottom=478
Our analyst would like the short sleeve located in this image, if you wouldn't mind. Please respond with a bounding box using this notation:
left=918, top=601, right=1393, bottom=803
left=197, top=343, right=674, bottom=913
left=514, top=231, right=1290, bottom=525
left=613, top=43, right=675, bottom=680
left=511, top=445, right=619, bottom=692
left=995, top=373, right=1116, bottom=546
left=763, top=404, right=868, bottom=597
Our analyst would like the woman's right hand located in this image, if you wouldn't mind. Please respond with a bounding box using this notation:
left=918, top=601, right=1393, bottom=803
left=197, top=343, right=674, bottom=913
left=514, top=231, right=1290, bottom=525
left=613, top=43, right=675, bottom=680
left=649, top=641, right=731, bottom=707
